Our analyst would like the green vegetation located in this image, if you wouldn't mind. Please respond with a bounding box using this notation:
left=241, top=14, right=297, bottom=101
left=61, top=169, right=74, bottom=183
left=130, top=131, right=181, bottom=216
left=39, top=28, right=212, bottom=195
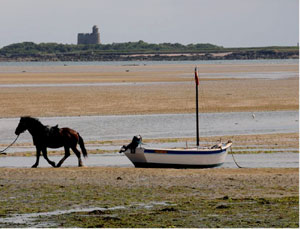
left=0, top=41, right=222, bottom=56
left=0, top=166, right=298, bottom=227
left=0, top=41, right=298, bottom=61
left=0, top=183, right=298, bottom=227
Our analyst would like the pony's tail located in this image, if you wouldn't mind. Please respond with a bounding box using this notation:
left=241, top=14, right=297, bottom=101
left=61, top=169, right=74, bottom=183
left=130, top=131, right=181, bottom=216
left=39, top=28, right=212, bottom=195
left=78, top=134, right=88, bottom=158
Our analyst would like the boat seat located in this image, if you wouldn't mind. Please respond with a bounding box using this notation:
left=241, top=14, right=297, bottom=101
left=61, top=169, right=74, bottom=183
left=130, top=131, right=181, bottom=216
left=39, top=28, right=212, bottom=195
left=211, top=143, right=222, bottom=149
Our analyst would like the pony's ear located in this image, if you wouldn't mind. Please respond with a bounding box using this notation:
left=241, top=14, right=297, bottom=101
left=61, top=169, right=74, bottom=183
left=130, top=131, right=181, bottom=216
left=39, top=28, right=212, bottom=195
left=20, top=116, right=29, bottom=123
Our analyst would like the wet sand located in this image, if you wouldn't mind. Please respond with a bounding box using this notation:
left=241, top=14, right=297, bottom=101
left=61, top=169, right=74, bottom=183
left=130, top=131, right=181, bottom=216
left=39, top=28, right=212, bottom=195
left=0, top=62, right=298, bottom=117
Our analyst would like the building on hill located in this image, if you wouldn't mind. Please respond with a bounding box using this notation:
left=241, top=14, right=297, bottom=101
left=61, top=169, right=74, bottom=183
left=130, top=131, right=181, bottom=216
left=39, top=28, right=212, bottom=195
left=77, top=25, right=100, bottom=45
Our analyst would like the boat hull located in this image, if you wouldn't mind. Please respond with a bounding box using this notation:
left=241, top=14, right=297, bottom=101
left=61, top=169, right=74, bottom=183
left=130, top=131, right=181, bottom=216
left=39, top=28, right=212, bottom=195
left=132, top=162, right=224, bottom=168
left=124, top=142, right=232, bottom=169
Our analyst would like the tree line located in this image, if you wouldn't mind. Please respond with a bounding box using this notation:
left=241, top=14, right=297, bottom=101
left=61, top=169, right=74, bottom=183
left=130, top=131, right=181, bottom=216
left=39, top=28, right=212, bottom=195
left=0, top=41, right=298, bottom=61
left=0, top=41, right=223, bottom=56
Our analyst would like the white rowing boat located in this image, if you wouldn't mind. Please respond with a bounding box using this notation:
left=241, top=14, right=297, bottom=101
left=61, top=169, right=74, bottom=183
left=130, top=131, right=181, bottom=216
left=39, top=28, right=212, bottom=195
left=124, top=141, right=232, bottom=168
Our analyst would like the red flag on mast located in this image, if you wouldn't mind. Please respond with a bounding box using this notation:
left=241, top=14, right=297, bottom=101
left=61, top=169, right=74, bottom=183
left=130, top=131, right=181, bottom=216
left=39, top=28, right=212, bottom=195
left=194, top=67, right=199, bottom=85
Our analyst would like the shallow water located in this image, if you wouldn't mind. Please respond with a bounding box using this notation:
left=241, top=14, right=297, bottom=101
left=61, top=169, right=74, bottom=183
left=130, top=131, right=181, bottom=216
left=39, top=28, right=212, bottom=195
left=0, top=81, right=186, bottom=88
left=0, top=71, right=296, bottom=89
left=197, top=71, right=297, bottom=79
left=0, top=152, right=298, bottom=168
left=0, top=201, right=173, bottom=227
left=0, top=111, right=298, bottom=144
left=0, top=59, right=297, bottom=68
left=0, top=111, right=298, bottom=168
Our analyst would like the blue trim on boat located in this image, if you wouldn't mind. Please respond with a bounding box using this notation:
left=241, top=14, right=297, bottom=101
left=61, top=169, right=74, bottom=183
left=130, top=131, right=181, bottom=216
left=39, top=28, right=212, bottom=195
left=133, top=162, right=224, bottom=169
left=144, top=148, right=225, bottom=155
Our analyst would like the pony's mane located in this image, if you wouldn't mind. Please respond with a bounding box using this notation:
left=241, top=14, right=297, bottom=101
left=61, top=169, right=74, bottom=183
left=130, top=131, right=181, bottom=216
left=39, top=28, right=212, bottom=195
left=21, top=116, right=43, bottom=126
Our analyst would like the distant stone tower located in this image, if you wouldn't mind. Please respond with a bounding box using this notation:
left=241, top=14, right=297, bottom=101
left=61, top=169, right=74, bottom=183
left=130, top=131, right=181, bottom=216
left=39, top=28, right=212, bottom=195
left=77, top=25, right=100, bottom=45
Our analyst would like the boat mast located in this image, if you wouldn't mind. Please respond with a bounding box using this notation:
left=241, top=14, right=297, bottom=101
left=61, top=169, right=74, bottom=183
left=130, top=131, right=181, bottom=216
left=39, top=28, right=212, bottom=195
left=195, top=67, right=200, bottom=146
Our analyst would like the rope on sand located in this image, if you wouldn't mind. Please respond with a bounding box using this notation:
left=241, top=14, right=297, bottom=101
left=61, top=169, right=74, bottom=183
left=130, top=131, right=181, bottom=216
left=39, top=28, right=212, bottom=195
left=230, top=146, right=244, bottom=168
left=0, top=135, right=19, bottom=155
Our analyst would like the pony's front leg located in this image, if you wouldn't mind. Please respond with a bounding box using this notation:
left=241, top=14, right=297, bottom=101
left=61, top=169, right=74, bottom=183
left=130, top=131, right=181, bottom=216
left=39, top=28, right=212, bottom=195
left=32, top=148, right=41, bottom=168
left=42, top=148, right=56, bottom=167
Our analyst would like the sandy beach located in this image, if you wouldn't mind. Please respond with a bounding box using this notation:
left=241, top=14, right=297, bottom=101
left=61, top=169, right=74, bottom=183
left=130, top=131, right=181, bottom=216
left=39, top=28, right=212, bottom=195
left=0, top=62, right=298, bottom=117
left=0, top=61, right=298, bottom=227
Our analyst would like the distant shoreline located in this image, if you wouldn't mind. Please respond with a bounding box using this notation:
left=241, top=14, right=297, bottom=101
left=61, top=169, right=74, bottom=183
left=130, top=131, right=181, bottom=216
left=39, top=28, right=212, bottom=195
left=0, top=51, right=298, bottom=62
left=0, top=41, right=298, bottom=62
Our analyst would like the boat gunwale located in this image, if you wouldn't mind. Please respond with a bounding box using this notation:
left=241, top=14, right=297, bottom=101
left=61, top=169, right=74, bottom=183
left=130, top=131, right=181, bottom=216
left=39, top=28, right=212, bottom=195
left=141, top=142, right=232, bottom=154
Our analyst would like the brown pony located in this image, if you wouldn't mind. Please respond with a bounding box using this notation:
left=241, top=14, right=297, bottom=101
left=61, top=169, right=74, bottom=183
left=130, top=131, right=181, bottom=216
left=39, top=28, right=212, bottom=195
left=15, top=116, right=87, bottom=168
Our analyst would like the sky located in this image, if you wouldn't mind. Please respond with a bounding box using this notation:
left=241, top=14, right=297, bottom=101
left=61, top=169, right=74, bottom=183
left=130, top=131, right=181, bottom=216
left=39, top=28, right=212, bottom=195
left=0, top=0, right=298, bottom=48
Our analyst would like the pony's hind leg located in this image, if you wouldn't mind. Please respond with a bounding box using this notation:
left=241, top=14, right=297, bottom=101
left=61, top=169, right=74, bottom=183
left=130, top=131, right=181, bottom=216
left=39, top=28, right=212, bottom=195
left=42, top=148, right=56, bottom=167
left=56, top=146, right=70, bottom=168
left=32, top=148, right=41, bottom=168
left=71, top=146, right=84, bottom=167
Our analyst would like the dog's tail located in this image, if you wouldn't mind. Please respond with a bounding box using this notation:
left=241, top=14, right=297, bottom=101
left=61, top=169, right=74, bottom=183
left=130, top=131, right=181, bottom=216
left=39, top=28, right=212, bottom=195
left=119, top=145, right=127, bottom=153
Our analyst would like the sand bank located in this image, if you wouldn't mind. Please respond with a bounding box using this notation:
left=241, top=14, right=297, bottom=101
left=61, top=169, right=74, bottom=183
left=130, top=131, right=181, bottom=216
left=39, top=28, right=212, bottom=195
left=0, top=62, right=298, bottom=118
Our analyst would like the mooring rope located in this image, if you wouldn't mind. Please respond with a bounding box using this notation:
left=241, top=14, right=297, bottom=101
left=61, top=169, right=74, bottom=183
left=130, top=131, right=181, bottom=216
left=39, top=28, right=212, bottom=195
left=0, top=135, right=19, bottom=155
left=230, top=146, right=244, bottom=168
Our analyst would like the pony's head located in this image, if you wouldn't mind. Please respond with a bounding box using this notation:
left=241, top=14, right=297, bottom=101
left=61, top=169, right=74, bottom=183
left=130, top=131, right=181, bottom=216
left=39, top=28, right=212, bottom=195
left=15, top=116, right=39, bottom=135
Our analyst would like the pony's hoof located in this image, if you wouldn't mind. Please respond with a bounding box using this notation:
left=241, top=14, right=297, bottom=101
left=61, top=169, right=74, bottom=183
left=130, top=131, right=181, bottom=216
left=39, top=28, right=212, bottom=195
left=31, top=165, right=38, bottom=168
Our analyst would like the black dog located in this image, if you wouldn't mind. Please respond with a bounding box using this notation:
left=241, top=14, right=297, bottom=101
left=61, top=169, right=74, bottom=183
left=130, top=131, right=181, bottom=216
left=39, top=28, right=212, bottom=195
left=119, top=135, right=142, bottom=154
